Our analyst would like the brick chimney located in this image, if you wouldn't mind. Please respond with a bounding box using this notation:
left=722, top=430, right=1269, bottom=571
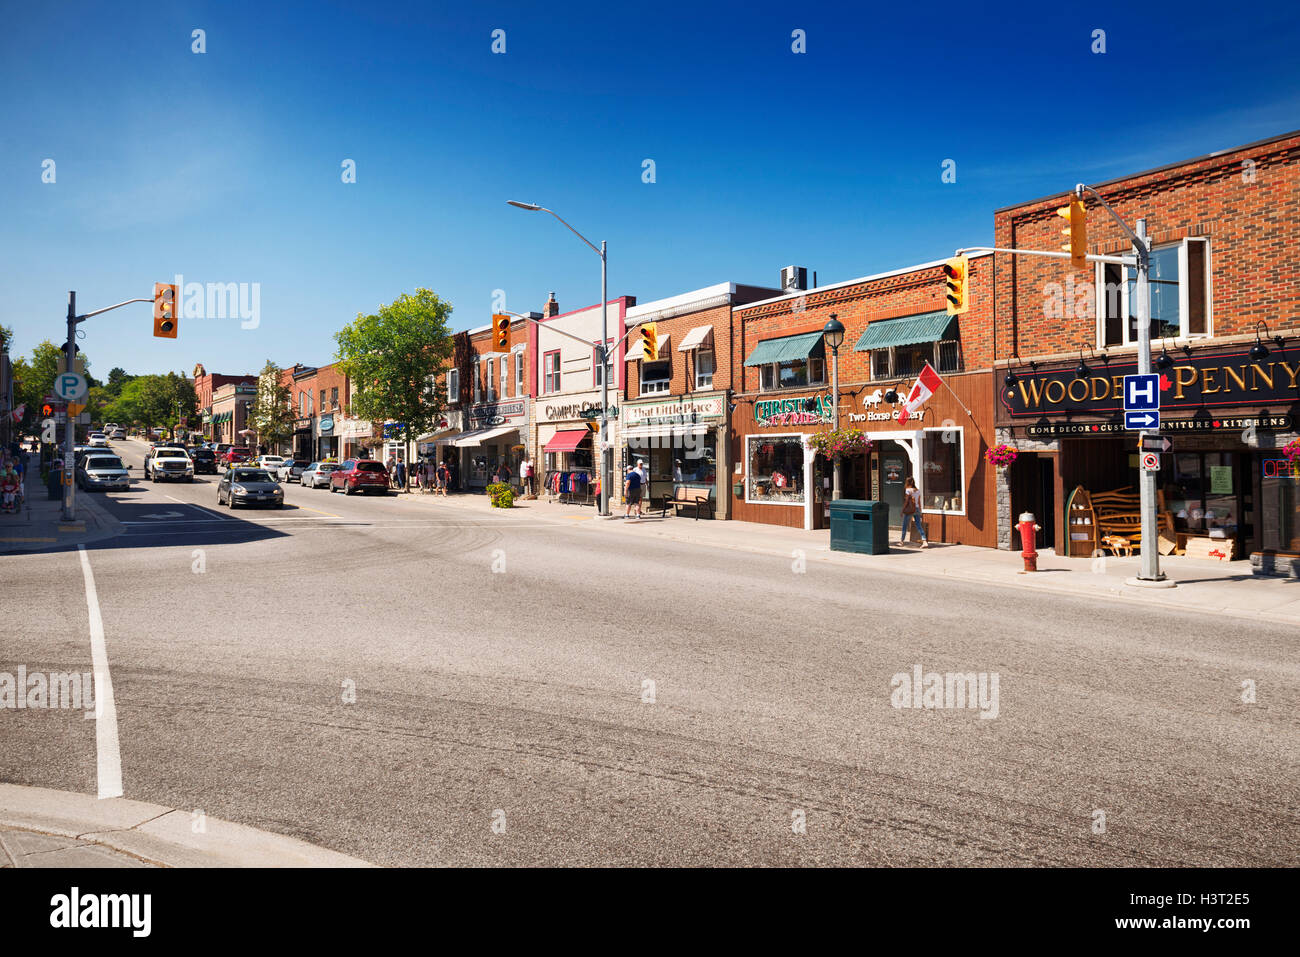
left=543, top=292, right=559, bottom=318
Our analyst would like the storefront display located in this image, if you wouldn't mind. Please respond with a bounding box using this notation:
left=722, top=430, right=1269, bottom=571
left=746, top=436, right=805, bottom=504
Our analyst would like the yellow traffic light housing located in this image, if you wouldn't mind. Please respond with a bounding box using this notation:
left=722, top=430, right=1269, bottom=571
left=942, top=256, right=969, bottom=316
left=1057, top=198, right=1087, bottom=268
left=639, top=322, right=658, bottom=361
left=493, top=313, right=510, bottom=349
left=153, top=282, right=178, bottom=338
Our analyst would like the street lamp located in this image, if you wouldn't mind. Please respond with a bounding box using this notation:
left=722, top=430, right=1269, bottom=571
left=822, top=314, right=846, bottom=503
left=509, top=200, right=611, bottom=516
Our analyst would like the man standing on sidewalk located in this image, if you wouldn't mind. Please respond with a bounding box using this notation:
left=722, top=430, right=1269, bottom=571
left=624, top=465, right=643, bottom=520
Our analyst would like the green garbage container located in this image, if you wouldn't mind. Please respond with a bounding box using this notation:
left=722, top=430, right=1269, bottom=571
left=829, top=499, right=890, bottom=554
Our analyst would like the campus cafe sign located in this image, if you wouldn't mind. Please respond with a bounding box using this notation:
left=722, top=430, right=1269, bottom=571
left=541, top=392, right=618, bottom=422
left=996, top=344, right=1300, bottom=430
left=468, top=399, right=526, bottom=428
left=754, top=393, right=833, bottom=427
left=624, top=395, right=725, bottom=428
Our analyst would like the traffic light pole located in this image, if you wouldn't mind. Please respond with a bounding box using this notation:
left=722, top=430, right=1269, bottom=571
left=57, top=292, right=154, bottom=521
left=62, top=292, right=77, bottom=521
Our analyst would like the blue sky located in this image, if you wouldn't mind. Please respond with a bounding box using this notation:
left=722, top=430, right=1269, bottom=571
left=3, top=0, right=1298, bottom=378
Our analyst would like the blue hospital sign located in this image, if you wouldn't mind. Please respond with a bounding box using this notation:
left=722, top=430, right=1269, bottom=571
left=1123, top=374, right=1161, bottom=411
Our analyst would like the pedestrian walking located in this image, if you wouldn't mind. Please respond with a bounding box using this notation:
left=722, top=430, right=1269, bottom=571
left=436, top=460, right=450, bottom=496
left=623, top=465, right=643, bottom=519
left=521, top=456, right=534, bottom=496
left=386, top=455, right=397, bottom=488
left=498, top=460, right=512, bottom=489
left=900, top=476, right=928, bottom=547
left=634, top=459, right=648, bottom=517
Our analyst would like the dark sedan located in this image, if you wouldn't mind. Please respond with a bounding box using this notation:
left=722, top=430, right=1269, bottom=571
left=190, top=447, right=218, bottom=474
left=217, top=467, right=284, bottom=509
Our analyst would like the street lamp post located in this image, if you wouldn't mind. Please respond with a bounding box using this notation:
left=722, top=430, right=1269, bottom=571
left=508, top=201, right=611, bottom=517
left=822, top=314, right=846, bottom=503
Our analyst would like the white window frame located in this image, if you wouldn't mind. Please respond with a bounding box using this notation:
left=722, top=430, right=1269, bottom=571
left=447, top=368, right=459, bottom=404
left=515, top=352, right=524, bottom=395
left=500, top=356, right=509, bottom=399
left=920, top=426, right=966, bottom=516
left=1095, top=237, right=1212, bottom=348
left=695, top=349, right=714, bottom=390
left=744, top=433, right=807, bottom=506
left=870, top=340, right=961, bottom=380
left=640, top=359, right=671, bottom=395
left=593, top=339, right=615, bottom=388
left=473, top=366, right=481, bottom=403
left=543, top=351, right=561, bottom=394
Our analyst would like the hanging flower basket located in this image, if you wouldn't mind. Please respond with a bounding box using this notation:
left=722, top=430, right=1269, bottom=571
left=985, top=444, right=1019, bottom=468
left=1283, top=438, right=1300, bottom=465
left=806, top=428, right=872, bottom=458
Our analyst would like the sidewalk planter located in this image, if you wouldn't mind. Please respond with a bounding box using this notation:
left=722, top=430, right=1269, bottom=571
left=486, top=482, right=514, bottom=508
left=829, top=499, right=890, bottom=555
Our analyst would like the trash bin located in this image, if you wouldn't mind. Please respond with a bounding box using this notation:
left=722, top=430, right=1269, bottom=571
left=47, top=466, right=63, bottom=500
left=829, top=499, right=890, bottom=555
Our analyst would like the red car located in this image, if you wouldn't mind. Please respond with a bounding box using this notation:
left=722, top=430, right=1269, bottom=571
left=221, top=446, right=252, bottom=467
left=330, top=459, right=390, bottom=495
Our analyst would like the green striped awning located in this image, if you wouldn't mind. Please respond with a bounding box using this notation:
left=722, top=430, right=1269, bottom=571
left=854, top=311, right=954, bottom=351
left=743, top=331, right=824, bottom=367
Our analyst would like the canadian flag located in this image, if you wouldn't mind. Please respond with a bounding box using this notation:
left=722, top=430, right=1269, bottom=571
left=897, top=363, right=942, bottom=425
left=10, top=404, right=24, bottom=423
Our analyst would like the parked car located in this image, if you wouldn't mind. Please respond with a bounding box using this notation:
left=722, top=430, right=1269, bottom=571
left=87, top=432, right=109, bottom=448
left=76, top=454, right=130, bottom=491
left=110, top=428, right=127, bottom=440
left=217, top=467, right=284, bottom=509
left=330, top=459, right=390, bottom=495
left=276, top=459, right=309, bottom=482
left=221, top=446, right=252, bottom=467
left=215, top=443, right=232, bottom=458
left=299, top=462, right=338, bottom=488
left=72, top=445, right=101, bottom=467
left=190, top=447, right=218, bottom=474
left=145, top=447, right=193, bottom=482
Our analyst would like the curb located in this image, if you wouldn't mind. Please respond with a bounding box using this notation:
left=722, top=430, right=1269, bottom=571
left=0, top=784, right=374, bottom=868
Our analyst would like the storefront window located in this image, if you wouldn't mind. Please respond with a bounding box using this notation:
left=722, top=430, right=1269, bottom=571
left=1261, top=457, right=1300, bottom=552
left=747, top=436, right=805, bottom=504
left=921, top=428, right=963, bottom=512
left=1164, top=452, right=1237, bottom=537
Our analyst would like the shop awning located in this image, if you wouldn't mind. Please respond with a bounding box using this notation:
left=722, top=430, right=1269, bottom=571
left=853, top=311, right=954, bottom=351
left=454, top=425, right=519, bottom=448
left=677, top=325, right=714, bottom=351
left=544, top=429, right=590, bottom=454
left=743, top=330, right=823, bottom=367
left=625, top=334, right=670, bottom=361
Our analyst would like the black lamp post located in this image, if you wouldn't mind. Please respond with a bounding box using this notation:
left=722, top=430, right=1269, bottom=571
left=822, top=315, right=846, bottom=502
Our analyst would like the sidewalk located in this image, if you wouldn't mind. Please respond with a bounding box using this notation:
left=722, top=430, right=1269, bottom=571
left=406, top=490, right=1300, bottom=626
left=0, top=479, right=122, bottom=555
left=0, top=785, right=373, bottom=867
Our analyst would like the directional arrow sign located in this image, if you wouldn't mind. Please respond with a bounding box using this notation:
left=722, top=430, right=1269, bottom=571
left=1140, top=435, right=1173, bottom=453
left=1124, top=410, right=1159, bottom=430
left=139, top=511, right=184, bottom=520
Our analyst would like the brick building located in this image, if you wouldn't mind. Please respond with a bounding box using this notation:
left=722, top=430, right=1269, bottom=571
left=992, top=129, right=1300, bottom=561
left=431, top=315, right=534, bottom=491
left=731, top=257, right=996, bottom=543
left=622, top=281, right=779, bottom=517
left=193, top=363, right=257, bottom=441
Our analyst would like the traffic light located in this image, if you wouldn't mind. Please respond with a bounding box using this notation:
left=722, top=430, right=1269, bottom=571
left=942, top=256, right=969, bottom=316
left=1057, top=198, right=1087, bottom=268
left=493, top=313, right=510, bottom=349
left=153, top=282, right=178, bottom=338
left=639, top=322, right=658, bottom=361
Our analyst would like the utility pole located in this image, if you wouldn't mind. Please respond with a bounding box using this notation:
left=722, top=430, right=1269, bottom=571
left=1133, top=217, right=1163, bottom=582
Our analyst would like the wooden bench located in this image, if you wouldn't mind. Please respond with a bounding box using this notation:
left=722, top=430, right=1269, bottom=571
left=1090, top=487, right=1175, bottom=552
left=661, top=485, right=714, bottom=520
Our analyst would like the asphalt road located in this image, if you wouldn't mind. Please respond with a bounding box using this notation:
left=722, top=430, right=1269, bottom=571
left=3, top=437, right=1297, bottom=866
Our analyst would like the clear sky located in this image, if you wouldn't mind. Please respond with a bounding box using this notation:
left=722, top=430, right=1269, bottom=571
left=3, top=0, right=1298, bottom=378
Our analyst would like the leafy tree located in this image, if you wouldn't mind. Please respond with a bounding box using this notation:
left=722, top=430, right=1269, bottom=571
left=249, top=361, right=295, bottom=452
left=106, top=367, right=131, bottom=395
left=333, top=288, right=455, bottom=470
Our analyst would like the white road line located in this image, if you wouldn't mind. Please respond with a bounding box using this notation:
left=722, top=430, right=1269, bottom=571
left=77, top=546, right=123, bottom=800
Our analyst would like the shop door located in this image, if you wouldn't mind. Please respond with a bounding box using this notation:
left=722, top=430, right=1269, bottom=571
left=1009, top=453, right=1055, bottom=550
left=874, top=442, right=908, bottom=527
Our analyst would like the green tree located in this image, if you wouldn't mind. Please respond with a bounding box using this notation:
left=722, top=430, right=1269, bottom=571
left=333, top=288, right=455, bottom=465
left=106, top=367, right=130, bottom=395
left=249, top=361, right=294, bottom=452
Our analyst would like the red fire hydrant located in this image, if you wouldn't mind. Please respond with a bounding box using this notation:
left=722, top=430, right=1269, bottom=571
left=1018, top=511, right=1041, bottom=573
